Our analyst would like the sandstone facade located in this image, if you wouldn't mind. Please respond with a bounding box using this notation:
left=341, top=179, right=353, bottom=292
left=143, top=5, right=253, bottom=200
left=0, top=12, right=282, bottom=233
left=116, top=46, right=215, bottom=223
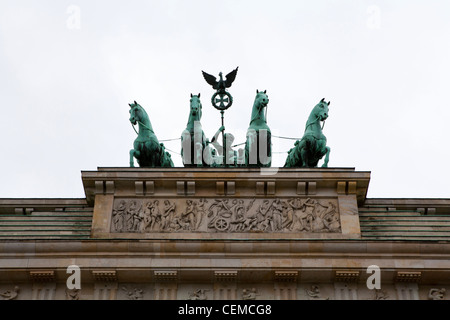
left=0, top=168, right=449, bottom=300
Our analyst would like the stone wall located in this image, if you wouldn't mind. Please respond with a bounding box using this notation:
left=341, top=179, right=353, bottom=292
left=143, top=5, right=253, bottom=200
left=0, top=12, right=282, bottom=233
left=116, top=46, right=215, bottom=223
left=1, top=168, right=450, bottom=300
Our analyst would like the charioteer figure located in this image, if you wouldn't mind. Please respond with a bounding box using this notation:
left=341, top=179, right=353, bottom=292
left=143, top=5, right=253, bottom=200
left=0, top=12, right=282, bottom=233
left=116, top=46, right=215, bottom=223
left=210, top=125, right=238, bottom=166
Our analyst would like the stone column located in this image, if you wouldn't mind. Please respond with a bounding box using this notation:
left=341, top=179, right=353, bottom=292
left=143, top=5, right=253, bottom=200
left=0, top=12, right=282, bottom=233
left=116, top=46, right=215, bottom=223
left=213, top=271, right=237, bottom=300
left=94, top=282, right=118, bottom=300
left=395, top=283, right=419, bottom=300
left=334, top=270, right=360, bottom=300
left=30, top=271, right=56, bottom=300
left=337, top=181, right=361, bottom=238
left=395, top=271, right=421, bottom=300
left=154, top=271, right=178, bottom=300
left=334, top=283, right=358, bottom=300
left=91, top=180, right=115, bottom=238
left=92, top=270, right=118, bottom=300
left=273, top=271, right=298, bottom=300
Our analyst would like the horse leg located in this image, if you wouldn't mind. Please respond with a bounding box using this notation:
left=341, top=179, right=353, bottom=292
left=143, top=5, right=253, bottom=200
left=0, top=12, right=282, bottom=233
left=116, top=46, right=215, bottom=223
left=150, top=141, right=160, bottom=167
left=130, top=149, right=140, bottom=167
left=129, top=149, right=135, bottom=167
left=297, top=139, right=309, bottom=167
left=300, top=136, right=317, bottom=167
left=321, top=146, right=331, bottom=168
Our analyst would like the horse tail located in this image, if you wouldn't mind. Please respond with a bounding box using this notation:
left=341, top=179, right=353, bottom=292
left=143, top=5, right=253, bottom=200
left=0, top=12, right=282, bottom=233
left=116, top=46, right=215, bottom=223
left=283, top=140, right=301, bottom=167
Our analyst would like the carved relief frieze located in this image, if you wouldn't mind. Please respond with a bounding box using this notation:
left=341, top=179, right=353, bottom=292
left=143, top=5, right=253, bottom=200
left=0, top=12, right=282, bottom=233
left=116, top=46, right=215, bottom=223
left=428, top=288, right=446, bottom=300
left=66, top=288, right=80, bottom=300
left=0, top=286, right=20, bottom=300
left=122, top=286, right=144, bottom=300
left=305, top=285, right=329, bottom=300
left=242, top=288, right=259, bottom=300
left=188, top=289, right=209, bottom=300
left=111, top=197, right=341, bottom=234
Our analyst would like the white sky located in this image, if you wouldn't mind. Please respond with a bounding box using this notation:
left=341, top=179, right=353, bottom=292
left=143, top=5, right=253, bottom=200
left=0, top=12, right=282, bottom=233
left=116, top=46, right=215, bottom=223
left=0, top=1, right=449, bottom=199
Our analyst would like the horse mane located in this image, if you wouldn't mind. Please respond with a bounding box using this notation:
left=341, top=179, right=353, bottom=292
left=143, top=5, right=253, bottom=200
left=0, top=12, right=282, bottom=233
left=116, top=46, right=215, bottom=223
left=305, top=102, right=325, bottom=130
left=135, top=104, right=154, bottom=133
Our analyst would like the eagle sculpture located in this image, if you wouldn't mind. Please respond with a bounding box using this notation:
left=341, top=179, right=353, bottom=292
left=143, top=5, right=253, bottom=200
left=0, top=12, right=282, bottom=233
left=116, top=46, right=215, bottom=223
left=202, top=67, right=239, bottom=93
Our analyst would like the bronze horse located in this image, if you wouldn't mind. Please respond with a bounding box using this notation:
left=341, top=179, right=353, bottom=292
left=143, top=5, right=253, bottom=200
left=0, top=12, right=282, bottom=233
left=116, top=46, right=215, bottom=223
left=245, top=90, right=272, bottom=167
left=284, top=98, right=330, bottom=168
left=129, top=101, right=174, bottom=168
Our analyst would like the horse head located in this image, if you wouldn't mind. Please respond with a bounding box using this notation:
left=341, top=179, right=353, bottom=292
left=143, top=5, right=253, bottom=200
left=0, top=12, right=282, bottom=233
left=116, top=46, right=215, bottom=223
left=312, top=98, right=330, bottom=122
left=129, top=100, right=144, bottom=125
left=255, top=89, right=269, bottom=111
left=250, top=90, right=269, bottom=124
left=189, top=93, right=202, bottom=120
left=129, top=100, right=153, bottom=133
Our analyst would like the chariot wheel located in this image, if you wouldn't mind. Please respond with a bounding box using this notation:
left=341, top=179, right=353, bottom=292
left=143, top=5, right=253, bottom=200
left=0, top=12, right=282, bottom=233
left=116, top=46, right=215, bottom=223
left=215, top=217, right=229, bottom=231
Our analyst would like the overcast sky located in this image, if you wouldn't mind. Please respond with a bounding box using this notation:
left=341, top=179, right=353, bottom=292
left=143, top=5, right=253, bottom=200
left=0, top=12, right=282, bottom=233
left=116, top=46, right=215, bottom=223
left=0, top=1, right=449, bottom=199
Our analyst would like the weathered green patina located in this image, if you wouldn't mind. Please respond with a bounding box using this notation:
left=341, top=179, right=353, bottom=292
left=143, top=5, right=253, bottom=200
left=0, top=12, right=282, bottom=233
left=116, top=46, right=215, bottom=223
left=245, top=90, right=272, bottom=167
left=284, top=98, right=330, bottom=168
left=129, top=101, right=174, bottom=168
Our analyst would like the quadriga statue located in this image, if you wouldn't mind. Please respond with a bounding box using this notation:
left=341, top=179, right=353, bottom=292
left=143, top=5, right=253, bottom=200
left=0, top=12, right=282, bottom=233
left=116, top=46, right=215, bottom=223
left=284, top=98, right=330, bottom=168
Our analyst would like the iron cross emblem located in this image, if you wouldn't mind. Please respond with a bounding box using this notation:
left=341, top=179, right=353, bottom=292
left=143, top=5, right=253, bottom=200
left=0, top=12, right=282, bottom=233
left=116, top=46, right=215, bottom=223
left=211, top=91, right=233, bottom=110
